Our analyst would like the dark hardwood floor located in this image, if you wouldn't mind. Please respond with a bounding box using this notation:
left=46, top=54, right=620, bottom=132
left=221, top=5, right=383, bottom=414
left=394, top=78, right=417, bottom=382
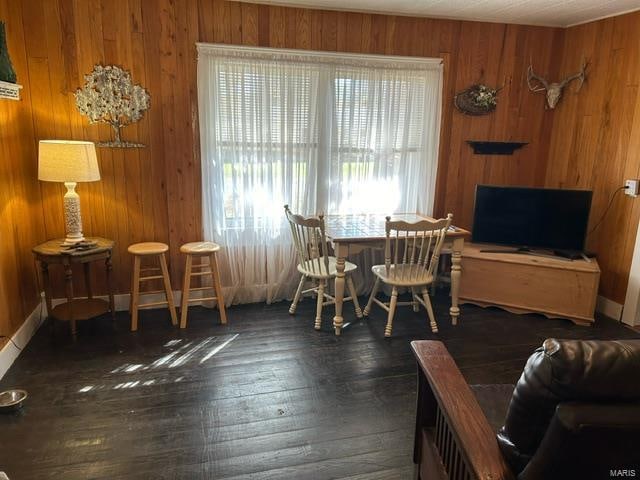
left=1, top=292, right=637, bottom=479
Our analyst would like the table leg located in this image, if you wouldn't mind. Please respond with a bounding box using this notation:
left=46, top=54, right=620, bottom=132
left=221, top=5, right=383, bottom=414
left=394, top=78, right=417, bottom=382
left=106, top=255, right=116, bottom=320
left=39, top=261, right=53, bottom=319
left=64, top=263, right=76, bottom=335
left=450, top=237, right=464, bottom=326
left=332, top=242, right=348, bottom=336
left=83, top=262, right=93, bottom=299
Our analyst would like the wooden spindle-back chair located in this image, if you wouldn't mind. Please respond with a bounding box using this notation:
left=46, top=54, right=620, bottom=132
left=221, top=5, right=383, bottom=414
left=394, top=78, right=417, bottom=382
left=284, top=205, right=363, bottom=330
left=364, top=214, right=453, bottom=336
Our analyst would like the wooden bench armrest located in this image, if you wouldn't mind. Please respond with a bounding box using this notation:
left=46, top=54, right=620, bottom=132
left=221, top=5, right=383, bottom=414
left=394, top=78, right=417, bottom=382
left=411, top=340, right=514, bottom=480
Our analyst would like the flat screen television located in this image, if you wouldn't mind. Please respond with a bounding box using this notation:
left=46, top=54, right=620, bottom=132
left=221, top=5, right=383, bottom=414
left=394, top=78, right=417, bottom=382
left=471, top=185, right=593, bottom=252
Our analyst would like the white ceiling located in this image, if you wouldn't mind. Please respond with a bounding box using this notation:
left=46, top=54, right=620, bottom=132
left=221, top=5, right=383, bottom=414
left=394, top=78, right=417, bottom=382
left=244, top=0, right=640, bottom=27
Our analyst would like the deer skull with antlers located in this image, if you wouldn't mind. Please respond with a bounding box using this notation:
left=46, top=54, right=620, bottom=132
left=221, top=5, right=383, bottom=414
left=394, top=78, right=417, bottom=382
left=527, top=60, right=587, bottom=109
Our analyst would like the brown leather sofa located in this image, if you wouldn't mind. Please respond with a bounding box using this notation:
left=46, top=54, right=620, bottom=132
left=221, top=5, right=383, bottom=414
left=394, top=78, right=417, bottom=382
left=411, top=339, right=640, bottom=480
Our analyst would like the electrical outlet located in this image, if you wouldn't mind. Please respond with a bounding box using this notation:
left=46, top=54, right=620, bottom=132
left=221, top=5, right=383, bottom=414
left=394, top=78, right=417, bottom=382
left=625, top=179, right=640, bottom=197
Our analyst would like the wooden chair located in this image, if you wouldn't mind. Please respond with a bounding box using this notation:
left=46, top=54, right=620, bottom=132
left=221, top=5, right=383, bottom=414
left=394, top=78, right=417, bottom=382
left=364, top=214, right=453, bottom=336
left=128, top=242, right=178, bottom=331
left=284, top=205, right=363, bottom=330
left=179, top=241, right=227, bottom=328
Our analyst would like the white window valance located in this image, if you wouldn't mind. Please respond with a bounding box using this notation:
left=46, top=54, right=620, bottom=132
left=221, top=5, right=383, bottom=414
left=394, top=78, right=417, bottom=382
left=196, top=43, right=443, bottom=71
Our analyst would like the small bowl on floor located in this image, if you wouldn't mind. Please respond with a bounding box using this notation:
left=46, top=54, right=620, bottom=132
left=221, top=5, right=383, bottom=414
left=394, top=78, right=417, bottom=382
left=0, top=389, right=27, bottom=412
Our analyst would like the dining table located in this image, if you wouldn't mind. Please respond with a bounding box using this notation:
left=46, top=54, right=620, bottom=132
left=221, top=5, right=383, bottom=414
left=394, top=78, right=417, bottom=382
left=323, top=213, right=470, bottom=335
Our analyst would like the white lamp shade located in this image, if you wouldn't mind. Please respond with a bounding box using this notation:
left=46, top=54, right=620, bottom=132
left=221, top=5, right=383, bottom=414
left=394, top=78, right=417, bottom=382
left=38, top=140, right=100, bottom=183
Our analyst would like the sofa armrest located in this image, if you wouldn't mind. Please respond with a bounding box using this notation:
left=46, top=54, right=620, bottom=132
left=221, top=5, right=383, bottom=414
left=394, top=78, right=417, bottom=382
left=411, top=340, right=513, bottom=480
left=555, top=402, right=640, bottom=429
left=519, top=402, right=640, bottom=480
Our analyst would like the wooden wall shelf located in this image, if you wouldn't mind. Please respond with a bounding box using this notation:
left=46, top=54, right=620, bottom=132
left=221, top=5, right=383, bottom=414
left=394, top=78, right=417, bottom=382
left=467, top=141, right=528, bottom=155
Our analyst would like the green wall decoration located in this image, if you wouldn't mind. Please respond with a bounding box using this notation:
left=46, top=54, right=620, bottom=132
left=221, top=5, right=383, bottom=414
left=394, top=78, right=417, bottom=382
left=0, top=21, right=17, bottom=84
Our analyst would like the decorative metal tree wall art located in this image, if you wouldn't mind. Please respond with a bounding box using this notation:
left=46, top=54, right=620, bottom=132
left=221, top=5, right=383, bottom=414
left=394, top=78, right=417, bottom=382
left=454, top=84, right=502, bottom=116
left=75, top=65, right=150, bottom=148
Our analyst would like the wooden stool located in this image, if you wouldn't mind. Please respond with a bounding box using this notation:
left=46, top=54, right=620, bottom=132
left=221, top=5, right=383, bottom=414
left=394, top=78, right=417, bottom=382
left=179, top=241, right=227, bottom=328
left=128, top=242, right=178, bottom=331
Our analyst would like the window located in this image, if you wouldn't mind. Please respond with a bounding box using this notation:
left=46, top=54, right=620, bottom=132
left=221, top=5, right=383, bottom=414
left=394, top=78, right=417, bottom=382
left=198, top=45, right=443, bottom=304
left=329, top=68, right=433, bottom=215
left=213, top=61, right=320, bottom=227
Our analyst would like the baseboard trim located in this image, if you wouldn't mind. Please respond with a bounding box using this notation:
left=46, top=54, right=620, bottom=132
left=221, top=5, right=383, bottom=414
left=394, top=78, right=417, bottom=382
left=0, top=300, right=45, bottom=380
left=52, top=290, right=212, bottom=313
left=0, top=290, right=214, bottom=379
left=596, top=295, right=623, bottom=321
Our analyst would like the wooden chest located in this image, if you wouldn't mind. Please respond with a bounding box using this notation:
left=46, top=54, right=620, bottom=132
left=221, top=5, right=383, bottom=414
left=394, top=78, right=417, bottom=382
left=459, top=243, right=600, bottom=325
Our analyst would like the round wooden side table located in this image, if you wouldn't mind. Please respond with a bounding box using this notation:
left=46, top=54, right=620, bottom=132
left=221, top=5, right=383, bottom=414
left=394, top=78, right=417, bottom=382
left=32, top=237, right=116, bottom=335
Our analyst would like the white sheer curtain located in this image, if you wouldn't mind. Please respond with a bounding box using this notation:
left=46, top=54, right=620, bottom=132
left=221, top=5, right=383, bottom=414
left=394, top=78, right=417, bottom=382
left=326, top=65, right=441, bottom=215
left=198, top=44, right=443, bottom=305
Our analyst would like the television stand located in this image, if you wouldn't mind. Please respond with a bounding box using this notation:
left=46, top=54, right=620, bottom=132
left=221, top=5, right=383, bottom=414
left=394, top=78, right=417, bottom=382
left=480, top=246, right=531, bottom=254
left=479, top=246, right=573, bottom=261
left=460, top=243, right=600, bottom=325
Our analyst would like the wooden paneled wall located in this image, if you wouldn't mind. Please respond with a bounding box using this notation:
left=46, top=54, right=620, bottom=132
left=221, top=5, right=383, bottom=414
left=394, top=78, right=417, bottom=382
left=0, top=0, right=564, bottom=341
left=0, top=0, right=45, bottom=344
left=546, top=11, right=640, bottom=304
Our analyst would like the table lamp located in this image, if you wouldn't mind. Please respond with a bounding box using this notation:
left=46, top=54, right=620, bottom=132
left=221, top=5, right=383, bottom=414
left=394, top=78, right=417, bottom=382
left=38, top=140, right=100, bottom=245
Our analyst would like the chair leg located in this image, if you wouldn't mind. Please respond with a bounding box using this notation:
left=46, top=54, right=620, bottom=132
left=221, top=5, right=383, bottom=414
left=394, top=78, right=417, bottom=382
left=385, top=286, right=398, bottom=337
left=411, top=287, right=419, bottom=312
left=289, top=275, right=306, bottom=315
left=210, top=253, right=227, bottom=325
left=364, top=277, right=380, bottom=316
left=315, top=280, right=325, bottom=330
left=130, top=256, right=141, bottom=332
left=159, top=254, right=178, bottom=326
left=346, top=275, right=363, bottom=318
left=422, top=287, right=438, bottom=333
left=179, top=254, right=193, bottom=329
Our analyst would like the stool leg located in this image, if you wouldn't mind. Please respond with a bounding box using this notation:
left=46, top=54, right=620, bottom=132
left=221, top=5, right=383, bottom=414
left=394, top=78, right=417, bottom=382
left=179, top=254, right=193, bottom=329
left=159, top=254, right=178, bottom=326
left=130, top=256, right=141, bottom=331
left=128, top=269, right=133, bottom=314
left=210, top=253, right=227, bottom=325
